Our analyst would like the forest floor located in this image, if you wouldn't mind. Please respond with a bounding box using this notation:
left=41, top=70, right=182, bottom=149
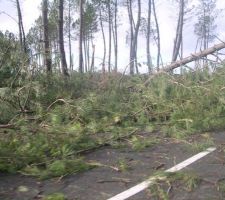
left=0, top=131, right=225, bottom=200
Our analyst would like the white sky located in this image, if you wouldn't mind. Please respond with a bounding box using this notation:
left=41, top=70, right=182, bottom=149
left=0, top=0, right=225, bottom=72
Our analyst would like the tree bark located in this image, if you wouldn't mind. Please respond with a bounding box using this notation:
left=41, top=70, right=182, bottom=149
left=42, top=0, right=52, bottom=73
left=99, top=8, right=106, bottom=73
left=79, top=0, right=84, bottom=73
left=58, top=0, right=69, bottom=76
left=144, top=42, right=225, bottom=85
left=152, top=0, right=160, bottom=71
left=172, top=0, right=184, bottom=62
left=114, top=0, right=118, bottom=72
left=108, top=0, right=112, bottom=72
left=167, top=43, right=225, bottom=71
left=68, top=0, right=73, bottom=71
left=147, top=0, right=152, bottom=73
left=133, top=0, right=141, bottom=73
left=127, top=0, right=134, bottom=74
left=16, top=0, right=26, bottom=53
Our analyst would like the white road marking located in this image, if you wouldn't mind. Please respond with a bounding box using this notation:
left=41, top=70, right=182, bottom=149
left=107, top=147, right=216, bottom=200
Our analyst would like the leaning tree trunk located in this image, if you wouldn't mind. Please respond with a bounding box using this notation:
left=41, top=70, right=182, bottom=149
left=58, top=0, right=69, bottom=76
left=144, top=42, right=225, bottom=86
left=42, top=0, right=52, bottom=73
left=16, top=0, right=26, bottom=53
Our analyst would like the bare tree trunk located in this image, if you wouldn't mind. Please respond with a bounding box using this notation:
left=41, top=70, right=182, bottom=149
left=152, top=0, right=160, bottom=71
left=147, top=0, right=152, bottom=73
left=79, top=0, right=84, bottom=73
left=84, top=38, right=88, bottom=72
left=144, top=42, right=225, bottom=85
left=108, top=0, right=112, bottom=72
left=87, top=37, right=90, bottom=71
left=164, top=42, right=225, bottom=72
left=127, top=0, right=141, bottom=74
left=58, top=0, right=69, bottom=76
left=133, top=0, right=141, bottom=73
left=99, top=8, right=106, bottom=73
left=127, top=0, right=134, bottom=74
left=42, top=0, right=52, bottom=73
left=172, top=0, right=184, bottom=62
left=16, top=0, right=26, bottom=53
left=68, top=0, right=73, bottom=71
left=90, top=41, right=95, bottom=72
left=114, top=0, right=118, bottom=72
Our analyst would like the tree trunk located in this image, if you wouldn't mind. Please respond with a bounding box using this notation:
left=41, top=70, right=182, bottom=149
left=144, top=42, right=225, bottom=85
left=152, top=0, right=160, bottom=71
left=99, top=8, right=106, bottom=73
left=16, top=0, right=26, bottom=53
left=147, top=0, right=152, bottom=73
left=58, top=0, right=69, bottom=76
left=161, top=43, right=225, bottom=72
left=133, top=0, right=141, bottom=73
left=127, top=0, right=134, bottom=75
left=79, top=0, right=84, bottom=73
left=172, top=0, right=184, bottom=62
left=108, top=0, right=112, bottom=72
left=42, top=0, right=52, bottom=73
left=114, top=0, right=118, bottom=72
left=84, top=38, right=88, bottom=72
left=68, top=0, right=73, bottom=71
left=90, top=42, right=95, bottom=72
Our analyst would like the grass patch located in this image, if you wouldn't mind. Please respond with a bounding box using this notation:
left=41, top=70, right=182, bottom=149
left=43, top=193, right=66, bottom=200
left=130, top=135, right=160, bottom=151
left=148, top=171, right=201, bottom=199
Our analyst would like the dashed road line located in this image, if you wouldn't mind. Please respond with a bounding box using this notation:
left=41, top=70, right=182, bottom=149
left=107, top=147, right=216, bottom=200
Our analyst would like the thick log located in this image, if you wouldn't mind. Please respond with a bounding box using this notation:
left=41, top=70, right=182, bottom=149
left=163, top=42, right=225, bottom=72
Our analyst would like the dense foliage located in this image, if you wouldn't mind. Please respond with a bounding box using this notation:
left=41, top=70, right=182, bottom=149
left=1, top=62, right=225, bottom=178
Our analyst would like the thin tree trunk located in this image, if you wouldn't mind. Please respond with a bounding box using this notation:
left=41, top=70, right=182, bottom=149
left=144, top=42, right=225, bottom=85
left=133, top=0, right=141, bottom=73
left=42, top=0, right=52, bottom=73
left=108, top=0, right=112, bottom=72
left=84, top=39, right=88, bottom=72
left=147, top=0, right=152, bottom=73
left=114, top=0, right=118, bottom=72
left=172, top=0, right=184, bottom=62
left=163, top=42, right=225, bottom=72
left=16, top=0, right=26, bottom=53
left=99, top=8, right=106, bottom=73
left=79, top=0, right=84, bottom=73
left=87, top=37, right=90, bottom=70
left=58, top=0, right=69, bottom=76
left=127, top=0, right=134, bottom=75
left=152, top=0, right=160, bottom=71
left=68, top=0, right=73, bottom=71
left=90, top=40, right=95, bottom=72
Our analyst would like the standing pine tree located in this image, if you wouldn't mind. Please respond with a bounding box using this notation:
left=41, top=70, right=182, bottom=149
left=194, top=0, right=218, bottom=51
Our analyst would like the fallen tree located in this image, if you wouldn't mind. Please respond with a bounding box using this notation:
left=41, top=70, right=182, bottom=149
left=145, top=42, right=225, bottom=85
left=164, top=42, right=225, bottom=71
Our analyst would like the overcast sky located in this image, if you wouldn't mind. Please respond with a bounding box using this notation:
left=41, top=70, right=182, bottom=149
left=0, top=0, right=225, bottom=72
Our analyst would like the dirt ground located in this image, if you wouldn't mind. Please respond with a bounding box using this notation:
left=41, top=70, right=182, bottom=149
left=0, top=131, right=224, bottom=200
